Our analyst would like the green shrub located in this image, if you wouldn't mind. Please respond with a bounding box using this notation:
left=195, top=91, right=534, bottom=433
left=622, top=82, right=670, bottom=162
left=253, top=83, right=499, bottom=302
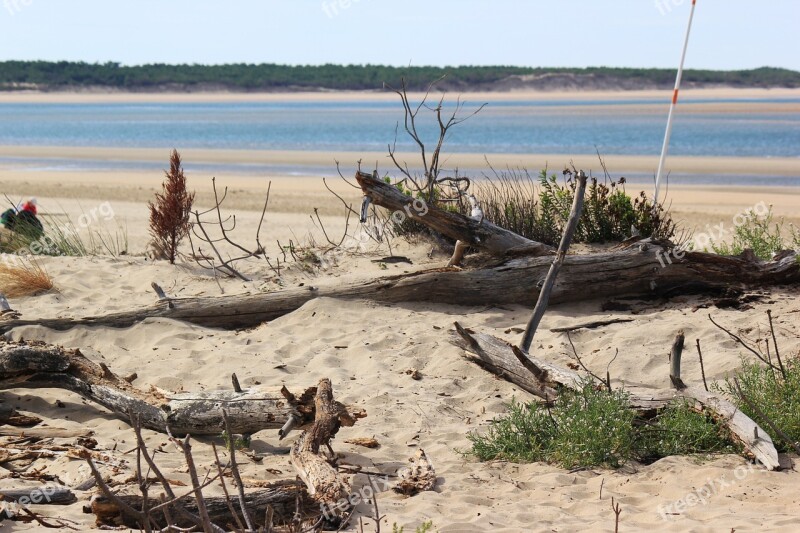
left=638, top=400, right=740, bottom=460
left=716, top=357, right=800, bottom=452
left=468, top=382, right=636, bottom=469
left=710, top=206, right=785, bottom=260
left=469, top=384, right=739, bottom=469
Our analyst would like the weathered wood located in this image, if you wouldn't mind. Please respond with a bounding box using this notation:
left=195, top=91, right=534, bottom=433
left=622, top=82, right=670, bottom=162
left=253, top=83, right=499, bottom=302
left=451, top=326, right=782, bottom=469
left=1, top=244, right=795, bottom=334
left=670, top=331, right=686, bottom=390
left=355, top=170, right=555, bottom=257
left=0, top=486, right=76, bottom=505
left=289, top=378, right=352, bottom=523
left=90, top=481, right=306, bottom=529
left=0, top=340, right=365, bottom=436
left=550, top=318, right=635, bottom=333
left=685, top=386, right=780, bottom=470
left=520, top=170, right=587, bottom=353
left=393, top=449, right=436, bottom=496
left=0, top=426, right=93, bottom=439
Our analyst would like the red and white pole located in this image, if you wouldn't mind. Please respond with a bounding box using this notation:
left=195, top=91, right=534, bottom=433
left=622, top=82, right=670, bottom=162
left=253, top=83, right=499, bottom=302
left=654, top=0, right=698, bottom=205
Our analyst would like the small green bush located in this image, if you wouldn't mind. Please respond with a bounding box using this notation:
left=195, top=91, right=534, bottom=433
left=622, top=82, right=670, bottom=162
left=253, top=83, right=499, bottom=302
left=716, top=357, right=800, bottom=452
left=469, top=384, right=739, bottom=469
left=790, top=223, right=800, bottom=251
left=711, top=206, right=785, bottom=260
left=468, top=382, right=637, bottom=469
left=638, top=400, right=740, bottom=460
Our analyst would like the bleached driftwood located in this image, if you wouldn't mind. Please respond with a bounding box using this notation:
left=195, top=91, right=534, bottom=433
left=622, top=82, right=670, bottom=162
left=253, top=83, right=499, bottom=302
left=0, top=340, right=365, bottom=436
left=354, top=170, right=555, bottom=257
left=0, top=245, right=796, bottom=335
left=289, top=378, right=354, bottom=523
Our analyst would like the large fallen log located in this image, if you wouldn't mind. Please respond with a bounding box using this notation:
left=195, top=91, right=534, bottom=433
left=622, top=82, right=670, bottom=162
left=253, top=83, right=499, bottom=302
left=451, top=324, right=781, bottom=470
left=0, top=340, right=365, bottom=436
left=0, top=245, right=797, bottom=334
left=355, top=170, right=555, bottom=257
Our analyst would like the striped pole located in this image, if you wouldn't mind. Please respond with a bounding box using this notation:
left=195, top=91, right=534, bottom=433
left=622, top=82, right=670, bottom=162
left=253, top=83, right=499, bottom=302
left=654, top=0, right=698, bottom=205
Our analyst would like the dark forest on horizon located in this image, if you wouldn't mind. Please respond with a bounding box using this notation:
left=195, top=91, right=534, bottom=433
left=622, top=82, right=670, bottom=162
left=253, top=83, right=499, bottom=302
left=1, top=61, right=799, bottom=92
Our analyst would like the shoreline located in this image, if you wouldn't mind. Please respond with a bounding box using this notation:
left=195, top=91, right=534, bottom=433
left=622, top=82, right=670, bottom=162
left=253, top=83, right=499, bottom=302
left=1, top=87, right=799, bottom=104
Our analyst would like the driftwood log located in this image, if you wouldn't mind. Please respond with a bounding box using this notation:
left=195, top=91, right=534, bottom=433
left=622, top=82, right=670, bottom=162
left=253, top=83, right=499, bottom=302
left=89, top=481, right=307, bottom=529
left=452, top=324, right=781, bottom=470
left=290, top=378, right=355, bottom=523
left=88, top=380, right=355, bottom=530
left=0, top=170, right=796, bottom=334
left=355, top=170, right=555, bottom=257
left=0, top=244, right=796, bottom=334
left=0, top=340, right=365, bottom=436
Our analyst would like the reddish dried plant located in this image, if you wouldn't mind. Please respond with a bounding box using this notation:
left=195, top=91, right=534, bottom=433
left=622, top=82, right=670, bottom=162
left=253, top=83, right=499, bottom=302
left=148, top=149, right=195, bottom=264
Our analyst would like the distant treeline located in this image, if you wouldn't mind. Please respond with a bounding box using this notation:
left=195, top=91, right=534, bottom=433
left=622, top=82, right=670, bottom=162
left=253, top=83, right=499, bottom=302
left=1, top=61, right=798, bottom=91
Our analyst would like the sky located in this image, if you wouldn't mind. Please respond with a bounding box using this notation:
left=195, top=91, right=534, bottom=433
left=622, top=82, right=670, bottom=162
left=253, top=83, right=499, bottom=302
left=0, top=0, right=797, bottom=71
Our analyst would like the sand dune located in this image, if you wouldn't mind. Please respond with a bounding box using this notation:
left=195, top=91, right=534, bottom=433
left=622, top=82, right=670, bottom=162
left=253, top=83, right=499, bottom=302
left=2, top=245, right=798, bottom=531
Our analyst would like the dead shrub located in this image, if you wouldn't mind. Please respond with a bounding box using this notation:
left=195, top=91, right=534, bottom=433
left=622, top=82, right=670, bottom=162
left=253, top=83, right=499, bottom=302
left=0, top=258, right=55, bottom=297
left=148, top=149, right=195, bottom=264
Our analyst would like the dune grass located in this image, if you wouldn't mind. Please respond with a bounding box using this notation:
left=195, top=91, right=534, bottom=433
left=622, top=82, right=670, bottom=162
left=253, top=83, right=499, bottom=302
left=0, top=257, right=55, bottom=297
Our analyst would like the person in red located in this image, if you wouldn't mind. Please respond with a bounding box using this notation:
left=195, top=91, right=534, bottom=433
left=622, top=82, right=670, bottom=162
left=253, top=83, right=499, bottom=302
left=1, top=197, right=43, bottom=238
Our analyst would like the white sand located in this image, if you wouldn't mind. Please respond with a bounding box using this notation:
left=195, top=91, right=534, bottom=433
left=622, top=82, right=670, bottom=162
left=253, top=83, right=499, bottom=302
left=0, top=174, right=798, bottom=532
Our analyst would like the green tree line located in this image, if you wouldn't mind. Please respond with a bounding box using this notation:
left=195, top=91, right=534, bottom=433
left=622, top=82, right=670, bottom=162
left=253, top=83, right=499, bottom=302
left=1, top=61, right=797, bottom=91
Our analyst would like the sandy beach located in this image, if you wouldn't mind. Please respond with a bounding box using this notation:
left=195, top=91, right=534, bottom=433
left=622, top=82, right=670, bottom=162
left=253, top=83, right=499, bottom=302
left=1, top=91, right=799, bottom=532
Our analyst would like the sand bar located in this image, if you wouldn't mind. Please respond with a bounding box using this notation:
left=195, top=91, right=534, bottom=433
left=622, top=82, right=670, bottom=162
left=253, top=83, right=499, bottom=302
left=0, top=145, right=797, bottom=178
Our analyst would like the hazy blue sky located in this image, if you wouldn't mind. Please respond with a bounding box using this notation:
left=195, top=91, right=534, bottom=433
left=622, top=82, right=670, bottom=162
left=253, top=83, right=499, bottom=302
left=1, top=0, right=797, bottom=70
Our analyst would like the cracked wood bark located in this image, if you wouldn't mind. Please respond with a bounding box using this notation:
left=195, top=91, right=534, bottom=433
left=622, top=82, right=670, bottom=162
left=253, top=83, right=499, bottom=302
left=0, top=341, right=365, bottom=436
left=0, top=245, right=796, bottom=334
left=355, top=170, right=555, bottom=257
left=289, top=378, right=353, bottom=523
left=451, top=325, right=780, bottom=470
left=90, top=481, right=306, bottom=529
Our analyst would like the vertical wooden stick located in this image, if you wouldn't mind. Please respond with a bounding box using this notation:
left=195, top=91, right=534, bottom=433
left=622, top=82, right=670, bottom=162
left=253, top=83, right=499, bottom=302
left=695, top=339, right=709, bottom=392
left=670, top=331, right=686, bottom=390
left=520, top=170, right=588, bottom=354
